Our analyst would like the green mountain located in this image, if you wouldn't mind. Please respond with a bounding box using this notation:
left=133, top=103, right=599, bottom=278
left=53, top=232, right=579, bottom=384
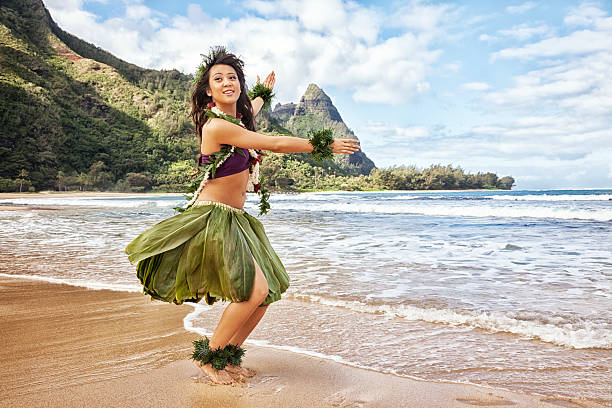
left=0, top=0, right=198, bottom=192
left=270, top=84, right=375, bottom=175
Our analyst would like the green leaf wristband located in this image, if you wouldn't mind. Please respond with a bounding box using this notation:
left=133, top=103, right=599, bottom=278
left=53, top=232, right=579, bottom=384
left=248, top=83, right=275, bottom=110
left=308, top=129, right=334, bottom=162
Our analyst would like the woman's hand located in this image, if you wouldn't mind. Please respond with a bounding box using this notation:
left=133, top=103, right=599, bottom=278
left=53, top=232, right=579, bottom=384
left=251, top=71, right=275, bottom=117
left=257, top=71, right=275, bottom=90
left=331, top=139, right=361, bottom=154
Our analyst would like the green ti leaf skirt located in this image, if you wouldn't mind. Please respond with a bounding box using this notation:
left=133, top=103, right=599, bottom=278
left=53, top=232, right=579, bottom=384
left=125, top=201, right=289, bottom=306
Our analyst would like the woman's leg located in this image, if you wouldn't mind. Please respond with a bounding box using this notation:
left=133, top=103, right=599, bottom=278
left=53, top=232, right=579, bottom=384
left=223, top=304, right=268, bottom=378
left=196, top=259, right=269, bottom=384
left=208, top=260, right=269, bottom=350
left=228, top=305, right=268, bottom=347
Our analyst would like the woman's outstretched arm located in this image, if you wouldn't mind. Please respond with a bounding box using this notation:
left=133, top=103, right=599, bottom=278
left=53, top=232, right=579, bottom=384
left=205, top=118, right=360, bottom=155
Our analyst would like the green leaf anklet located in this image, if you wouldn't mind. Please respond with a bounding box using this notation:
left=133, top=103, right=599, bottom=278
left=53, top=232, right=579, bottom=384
left=192, top=337, right=246, bottom=371
left=248, top=83, right=275, bottom=110
left=308, top=128, right=334, bottom=161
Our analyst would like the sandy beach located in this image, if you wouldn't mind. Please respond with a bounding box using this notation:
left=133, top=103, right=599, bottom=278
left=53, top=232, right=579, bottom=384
left=0, top=276, right=604, bottom=408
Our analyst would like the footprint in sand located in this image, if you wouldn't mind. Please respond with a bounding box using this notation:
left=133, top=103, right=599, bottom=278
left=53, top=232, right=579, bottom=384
left=247, top=375, right=285, bottom=397
left=324, top=391, right=367, bottom=408
left=456, top=397, right=517, bottom=406
left=539, top=398, right=588, bottom=408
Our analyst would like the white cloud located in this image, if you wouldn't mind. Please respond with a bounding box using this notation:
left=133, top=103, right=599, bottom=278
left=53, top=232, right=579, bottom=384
left=43, top=0, right=451, bottom=104
left=498, top=23, right=550, bottom=41
left=461, top=82, right=490, bottom=91
left=505, top=2, right=537, bottom=15
left=43, top=0, right=84, bottom=10
left=391, top=1, right=454, bottom=33
left=564, top=2, right=607, bottom=26
left=478, top=33, right=498, bottom=42
left=441, top=61, right=461, bottom=74
left=359, top=121, right=429, bottom=147
left=125, top=4, right=151, bottom=20
left=492, top=28, right=611, bottom=60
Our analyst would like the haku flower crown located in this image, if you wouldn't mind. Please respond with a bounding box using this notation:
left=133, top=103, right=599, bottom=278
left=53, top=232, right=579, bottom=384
left=193, top=46, right=244, bottom=85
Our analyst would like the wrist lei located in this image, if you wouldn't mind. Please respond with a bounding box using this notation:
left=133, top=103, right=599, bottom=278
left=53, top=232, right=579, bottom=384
left=308, top=128, right=334, bottom=162
left=248, top=83, right=274, bottom=110
left=174, top=103, right=270, bottom=215
left=192, top=337, right=246, bottom=370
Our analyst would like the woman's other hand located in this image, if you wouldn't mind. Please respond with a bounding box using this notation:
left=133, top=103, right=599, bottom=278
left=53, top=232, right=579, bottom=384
left=331, top=139, right=360, bottom=154
left=257, top=71, right=275, bottom=90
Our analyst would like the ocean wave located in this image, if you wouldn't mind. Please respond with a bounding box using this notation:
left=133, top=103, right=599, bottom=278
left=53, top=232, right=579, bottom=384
left=384, top=194, right=612, bottom=201
left=3, top=194, right=611, bottom=222
left=287, top=293, right=612, bottom=349
left=182, top=303, right=347, bottom=362
left=0, top=273, right=141, bottom=292
left=490, top=194, right=612, bottom=201
left=0, top=196, right=183, bottom=208
left=271, top=202, right=612, bottom=221
left=182, top=303, right=428, bottom=381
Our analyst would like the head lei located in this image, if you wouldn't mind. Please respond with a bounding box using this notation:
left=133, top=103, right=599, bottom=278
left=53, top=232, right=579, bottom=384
left=193, top=46, right=244, bottom=85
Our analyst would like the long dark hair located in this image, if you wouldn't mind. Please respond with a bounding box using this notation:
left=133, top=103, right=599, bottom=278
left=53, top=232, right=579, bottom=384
left=190, top=47, right=255, bottom=143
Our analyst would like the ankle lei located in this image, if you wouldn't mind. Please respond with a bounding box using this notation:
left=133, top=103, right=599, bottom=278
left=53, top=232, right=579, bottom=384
left=174, top=104, right=270, bottom=215
left=192, top=337, right=245, bottom=370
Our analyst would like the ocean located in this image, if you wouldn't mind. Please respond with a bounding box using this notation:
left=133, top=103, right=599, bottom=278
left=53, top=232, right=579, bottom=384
left=1, top=189, right=610, bottom=405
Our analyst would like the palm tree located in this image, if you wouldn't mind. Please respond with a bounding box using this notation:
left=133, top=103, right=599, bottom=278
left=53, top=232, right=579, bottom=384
left=18, top=169, right=29, bottom=192
left=57, top=171, right=65, bottom=191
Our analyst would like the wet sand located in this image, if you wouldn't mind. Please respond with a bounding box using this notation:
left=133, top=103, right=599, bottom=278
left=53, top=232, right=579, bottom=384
left=0, top=276, right=604, bottom=408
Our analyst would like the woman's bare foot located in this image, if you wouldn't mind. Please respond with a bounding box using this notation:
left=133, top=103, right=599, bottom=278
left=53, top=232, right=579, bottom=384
left=225, top=364, right=257, bottom=378
left=195, top=361, right=234, bottom=385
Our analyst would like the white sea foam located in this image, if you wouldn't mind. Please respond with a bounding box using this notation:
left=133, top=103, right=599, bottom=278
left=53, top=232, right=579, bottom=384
left=267, top=193, right=348, bottom=201
left=0, top=273, right=141, bottom=292
left=183, top=303, right=345, bottom=365
left=371, top=195, right=432, bottom=200
left=287, top=293, right=612, bottom=349
left=181, top=303, right=421, bottom=379
left=490, top=194, right=612, bottom=201
left=270, top=201, right=612, bottom=221
left=0, top=196, right=182, bottom=208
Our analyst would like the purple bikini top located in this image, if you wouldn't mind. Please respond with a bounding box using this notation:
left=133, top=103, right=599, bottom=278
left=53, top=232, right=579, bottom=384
left=200, top=147, right=250, bottom=178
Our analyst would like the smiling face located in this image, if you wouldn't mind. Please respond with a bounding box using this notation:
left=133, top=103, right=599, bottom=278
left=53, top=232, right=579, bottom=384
left=207, top=64, right=241, bottom=107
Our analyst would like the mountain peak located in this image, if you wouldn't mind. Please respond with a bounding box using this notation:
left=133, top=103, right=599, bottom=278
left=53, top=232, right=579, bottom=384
left=270, top=84, right=376, bottom=175
left=295, top=83, right=342, bottom=122
left=303, top=83, right=325, bottom=99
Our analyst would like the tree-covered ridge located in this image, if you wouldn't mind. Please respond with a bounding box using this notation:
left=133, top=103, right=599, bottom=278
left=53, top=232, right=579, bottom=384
left=0, top=0, right=514, bottom=193
left=0, top=0, right=197, bottom=192
left=260, top=155, right=514, bottom=191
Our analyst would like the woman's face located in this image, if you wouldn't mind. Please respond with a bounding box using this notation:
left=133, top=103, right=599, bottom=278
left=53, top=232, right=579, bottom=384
left=207, top=64, right=241, bottom=106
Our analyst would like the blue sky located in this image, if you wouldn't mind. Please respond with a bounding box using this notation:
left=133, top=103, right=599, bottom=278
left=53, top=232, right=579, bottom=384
left=43, top=0, right=612, bottom=189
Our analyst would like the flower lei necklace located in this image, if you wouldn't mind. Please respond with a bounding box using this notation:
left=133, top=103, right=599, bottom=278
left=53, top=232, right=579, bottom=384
left=174, top=103, right=270, bottom=215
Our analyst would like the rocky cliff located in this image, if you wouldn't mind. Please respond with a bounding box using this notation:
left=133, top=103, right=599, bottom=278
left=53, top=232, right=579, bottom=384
left=271, top=84, right=375, bottom=175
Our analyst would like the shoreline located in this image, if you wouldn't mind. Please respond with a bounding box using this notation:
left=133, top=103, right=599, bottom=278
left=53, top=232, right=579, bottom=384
left=0, top=188, right=512, bottom=200
left=0, top=275, right=604, bottom=408
left=1, top=186, right=610, bottom=202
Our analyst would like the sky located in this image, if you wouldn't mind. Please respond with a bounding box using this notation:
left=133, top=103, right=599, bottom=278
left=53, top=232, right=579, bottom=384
left=42, top=0, right=612, bottom=189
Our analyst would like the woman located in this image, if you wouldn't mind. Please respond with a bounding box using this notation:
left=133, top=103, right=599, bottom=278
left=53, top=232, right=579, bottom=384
left=125, top=47, right=360, bottom=385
